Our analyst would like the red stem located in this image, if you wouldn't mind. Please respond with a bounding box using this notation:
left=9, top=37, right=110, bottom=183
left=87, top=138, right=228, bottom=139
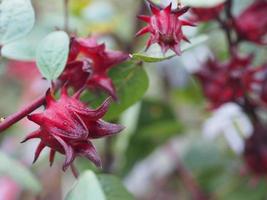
left=0, top=95, right=45, bottom=132
left=177, top=165, right=209, bottom=200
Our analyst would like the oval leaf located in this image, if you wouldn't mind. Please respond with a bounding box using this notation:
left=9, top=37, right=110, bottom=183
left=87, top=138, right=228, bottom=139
left=181, top=0, right=226, bottom=8
left=0, top=151, right=41, bottom=194
left=2, top=39, right=36, bottom=61
left=98, top=174, right=134, bottom=200
left=66, top=170, right=134, bottom=200
left=0, top=0, right=35, bottom=45
left=106, top=62, right=149, bottom=120
left=36, top=31, right=70, bottom=80
left=66, top=171, right=106, bottom=200
left=132, top=35, right=208, bottom=63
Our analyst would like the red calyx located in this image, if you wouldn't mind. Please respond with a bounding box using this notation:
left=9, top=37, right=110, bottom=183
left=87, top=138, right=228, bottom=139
left=136, top=3, right=195, bottom=55
left=189, top=3, right=224, bottom=22
left=234, top=0, right=267, bottom=45
left=195, top=54, right=252, bottom=109
left=22, top=88, right=124, bottom=171
left=60, top=36, right=129, bottom=100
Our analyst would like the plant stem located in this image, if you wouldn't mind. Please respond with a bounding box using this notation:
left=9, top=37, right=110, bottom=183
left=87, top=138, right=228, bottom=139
left=177, top=164, right=209, bottom=200
left=216, top=0, right=236, bottom=54
left=240, top=96, right=259, bottom=124
left=216, top=16, right=233, bottom=53
left=64, top=0, right=69, bottom=33
left=0, top=95, right=45, bottom=133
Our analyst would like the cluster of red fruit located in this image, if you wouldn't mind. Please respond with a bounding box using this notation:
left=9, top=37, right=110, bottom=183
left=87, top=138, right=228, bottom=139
left=136, top=0, right=267, bottom=175
left=188, top=0, right=267, bottom=175
left=23, top=1, right=197, bottom=172
left=16, top=0, right=267, bottom=175
left=23, top=37, right=129, bottom=171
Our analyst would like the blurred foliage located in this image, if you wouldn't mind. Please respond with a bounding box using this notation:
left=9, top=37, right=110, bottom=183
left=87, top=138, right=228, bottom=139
left=0, top=151, right=41, bottom=194
left=123, top=99, right=184, bottom=174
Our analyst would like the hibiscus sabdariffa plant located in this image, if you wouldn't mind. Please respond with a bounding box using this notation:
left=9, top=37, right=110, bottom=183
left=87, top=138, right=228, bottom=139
left=1, top=0, right=267, bottom=199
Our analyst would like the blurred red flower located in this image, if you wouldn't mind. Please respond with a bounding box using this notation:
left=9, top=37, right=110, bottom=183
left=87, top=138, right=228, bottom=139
left=235, top=0, right=267, bottom=44
left=189, top=3, right=224, bottom=22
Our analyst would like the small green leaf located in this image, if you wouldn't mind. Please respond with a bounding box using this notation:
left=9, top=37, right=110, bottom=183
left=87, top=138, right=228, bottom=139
left=132, top=35, right=208, bottom=63
left=66, top=171, right=106, bottom=200
left=106, top=61, right=149, bottom=120
left=0, top=0, right=35, bottom=45
left=98, top=174, right=134, bottom=200
left=0, top=151, right=41, bottom=194
left=36, top=31, right=70, bottom=80
left=181, top=0, right=226, bottom=7
left=2, top=39, right=36, bottom=61
left=66, top=171, right=134, bottom=200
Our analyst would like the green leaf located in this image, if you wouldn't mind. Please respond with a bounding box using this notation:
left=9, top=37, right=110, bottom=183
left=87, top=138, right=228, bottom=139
left=106, top=62, right=149, bottom=120
left=83, top=61, right=149, bottom=121
left=66, top=171, right=134, bottom=200
left=66, top=171, right=106, bottom=200
left=132, top=35, right=208, bottom=63
left=0, top=151, right=41, bottom=194
left=98, top=174, right=134, bottom=200
left=0, top=0, right=35, bottom=45
left=2, top=39, right=36, bottom=61
left=36, top=31, right=70, bottom=80
left=181, top=0, right=226, bottom=7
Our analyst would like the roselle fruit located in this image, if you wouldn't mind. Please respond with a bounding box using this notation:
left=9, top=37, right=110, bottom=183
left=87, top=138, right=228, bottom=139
left=60, top=37, right=129, bottom=99
left=235, top=0, right=267, bottom=44
left=189, top=3, right=224, bottom=22
left=195, top=54, right=252, bottom=108
left=22, top=88, right=124, bottom=171
left=136, top=3, right=194, bottom=55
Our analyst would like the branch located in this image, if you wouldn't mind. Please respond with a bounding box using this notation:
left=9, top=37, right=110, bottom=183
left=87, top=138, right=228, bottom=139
left=177, top=164, right=209, bottom=200
left=215, top=0, right=236, bottom=54
left=0, top=95, right=45, bottom=133
left=64, top=0, right=69, bottom=33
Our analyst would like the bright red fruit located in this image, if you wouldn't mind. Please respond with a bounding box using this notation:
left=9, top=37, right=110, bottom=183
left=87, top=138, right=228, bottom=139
left=235, top=0, right=267, bottom=44
left=244, top=123, right=267, bottom=175
left=195, top=54, right=252, bottom=108
left=22, top=88, right=124, bottom=171
left=189, top=4, right=224, bottom=22
left=60, top=37, right=129, bottom=99
left=136, top=3, right=194, bottom=55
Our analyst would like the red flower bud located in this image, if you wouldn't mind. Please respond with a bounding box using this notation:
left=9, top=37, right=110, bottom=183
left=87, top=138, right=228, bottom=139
left=136, top=3, right=195, bottom=55
left=60, top=37, right=129, bottom=99
left=235, top=0, right=267, bottom=44
left=189, top=4, right=224, bottom=22
left=22, top=88, right=124, bottom=171
left=195, top=54, right=252, bottom=108
left=244, top=123, right=267, bottom=175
